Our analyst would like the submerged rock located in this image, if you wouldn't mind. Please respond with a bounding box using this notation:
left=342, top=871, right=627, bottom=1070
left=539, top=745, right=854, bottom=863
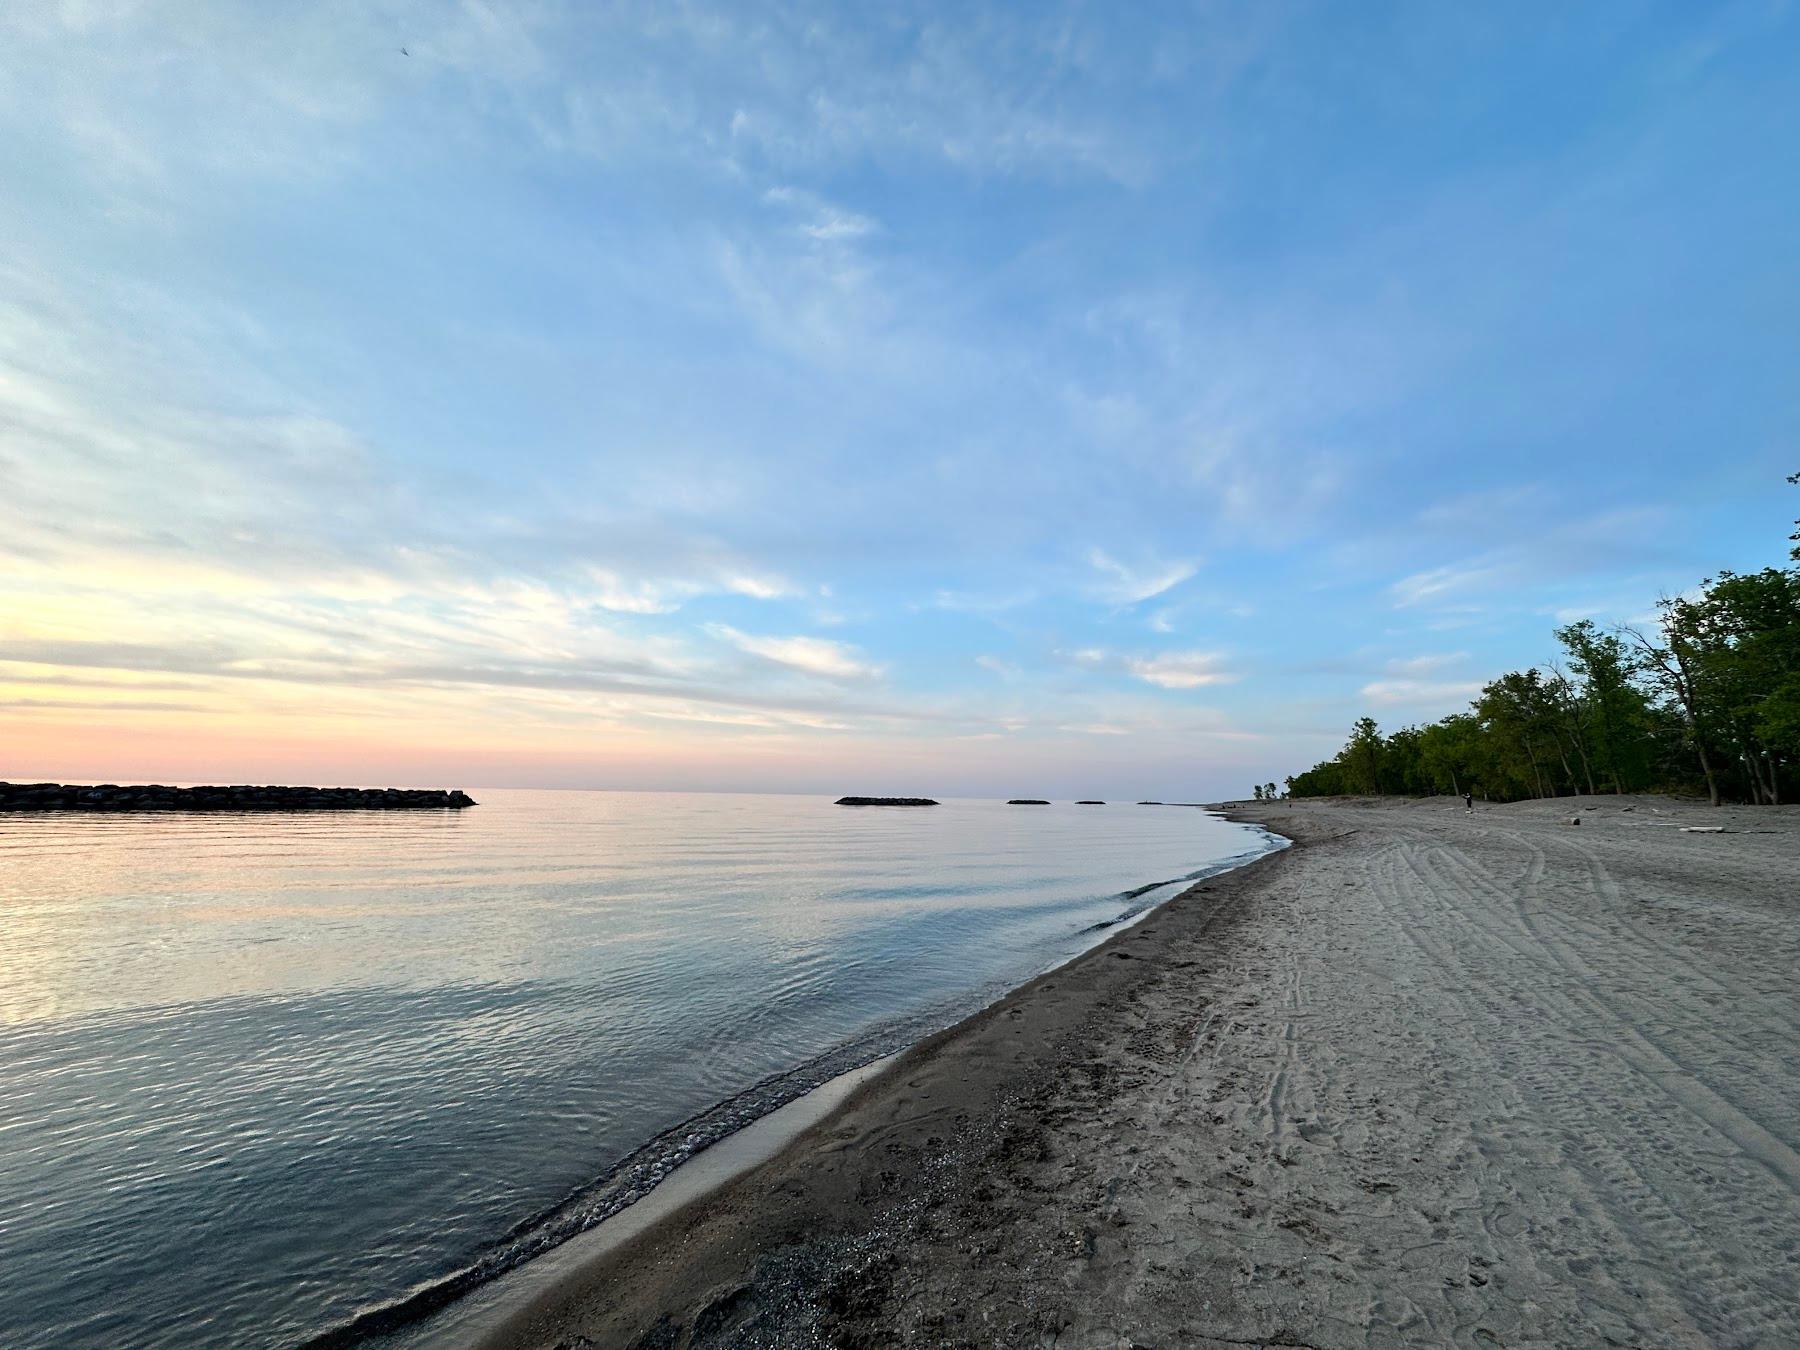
left=834, top=796, right=939, bottom=807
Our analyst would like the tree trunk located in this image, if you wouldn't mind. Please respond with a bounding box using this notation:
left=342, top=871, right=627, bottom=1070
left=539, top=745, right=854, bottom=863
left=1550, top=736, right=1581, bottom=796
left=1562, top=700, right=1599, bottom=796
left=1747, top=752, right=1770, bottom=805
left=1596, top=704, right=1625, bottom=794
left=1743, top=755, right=1766, bottom=805
left=1665, top=640, right=1721, bottom=806
left=1573, top=738, right=1597, bottom=796
left=1696, top=740, right=1722, bottom=806
left=1753, top=749, right=1779, bottom=806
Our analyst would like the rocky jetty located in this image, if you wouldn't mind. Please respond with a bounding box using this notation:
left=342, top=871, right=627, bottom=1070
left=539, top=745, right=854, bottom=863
left=1076, top=800, right=1106, bottom=805
left=0, top=782, right=477, bottom=812
left=834, top=796, right=939, bottom=807
left=1007, top=798, right=1050, bottom=805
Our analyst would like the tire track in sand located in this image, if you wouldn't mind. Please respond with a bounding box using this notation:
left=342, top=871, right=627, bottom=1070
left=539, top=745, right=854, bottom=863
left=1363, top=837, right=1726, bottom=1347
left=1424, top=835, right=1800, bottom=1195
left=1390, top=833, right=1797, bottom=1347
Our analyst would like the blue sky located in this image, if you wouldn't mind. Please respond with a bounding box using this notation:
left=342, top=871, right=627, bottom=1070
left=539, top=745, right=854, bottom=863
left=1, top=1, right=1795, bottom=797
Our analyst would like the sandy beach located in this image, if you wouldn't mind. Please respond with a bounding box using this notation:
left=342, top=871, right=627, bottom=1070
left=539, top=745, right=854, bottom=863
left=475, top=796, right=1800, bottom=1349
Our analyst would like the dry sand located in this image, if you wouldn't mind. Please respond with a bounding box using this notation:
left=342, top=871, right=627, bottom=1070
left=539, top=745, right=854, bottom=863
left=473, top=796, right=1800, bottom=1349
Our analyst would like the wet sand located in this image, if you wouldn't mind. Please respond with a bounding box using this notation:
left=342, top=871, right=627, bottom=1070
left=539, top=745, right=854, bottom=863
left=473, top=796, right=1800, bottom=1349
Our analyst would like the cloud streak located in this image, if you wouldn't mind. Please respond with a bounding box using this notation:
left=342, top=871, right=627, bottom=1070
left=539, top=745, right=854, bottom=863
left=1125, top=651, right=1237, bottom=690
left=1087, top=549, right=1199, bottom=605
left=706, top=626, right=884, bottom=681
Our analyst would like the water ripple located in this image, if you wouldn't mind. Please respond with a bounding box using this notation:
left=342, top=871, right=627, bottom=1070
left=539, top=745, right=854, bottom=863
left=0, top=790, right=1270, bottom=1347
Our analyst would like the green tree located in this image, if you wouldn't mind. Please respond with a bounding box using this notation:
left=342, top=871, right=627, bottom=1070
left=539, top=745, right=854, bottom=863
left=1545, top=665, right=1599, bottom=795
left=1419, top=713, right=1481, bottom=795
left=1477, top=670, right=1568, bottom=798
left=1282, top=474, right=1798, bottom=804
left=1286, top=759, right=1345, bottom=796
left=1789, top=470, right=1798, bottom=562
left=1682, top=568, right=1800, bottom=803
left=1343, top=716, right=1384, bottom=794
left=1625, top=609, right=1724, bottom=806
left=1556, top=620, right=1653, bottom=793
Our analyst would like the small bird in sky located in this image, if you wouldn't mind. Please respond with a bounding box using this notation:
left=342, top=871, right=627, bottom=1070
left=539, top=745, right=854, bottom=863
left=399, top=46, right=409, bottom=56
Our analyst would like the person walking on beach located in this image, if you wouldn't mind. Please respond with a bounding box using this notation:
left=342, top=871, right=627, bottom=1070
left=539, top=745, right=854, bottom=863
left=1463, top=791, right=1474, bottom=814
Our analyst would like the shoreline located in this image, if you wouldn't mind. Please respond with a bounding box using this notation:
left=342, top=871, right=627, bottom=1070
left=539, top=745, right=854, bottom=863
left=457, top=813, right=1301, bottom=1349
left=354, top=820, right=1286, bottom=1348
left=389, top=1056, right=900, bottom=1348
left=463, top=794, right=1800, bottom=1349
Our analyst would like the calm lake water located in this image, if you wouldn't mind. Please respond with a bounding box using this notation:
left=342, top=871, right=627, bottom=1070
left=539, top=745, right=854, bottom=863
left=0, top=790, right=1274, bottom=1348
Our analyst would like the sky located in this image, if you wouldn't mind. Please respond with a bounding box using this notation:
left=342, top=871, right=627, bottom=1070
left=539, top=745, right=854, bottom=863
left=2, top=1, right=1796, bottom=799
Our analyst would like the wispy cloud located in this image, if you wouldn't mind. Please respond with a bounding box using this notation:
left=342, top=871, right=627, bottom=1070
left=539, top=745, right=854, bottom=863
left=1384, top=651, right=1470, bottom=676
left=1059, top=645, right=1237, bottom=690
left=764, top=186, right=879, bottom=241
left=723, top=573, right=794, bottom=600
left=0, top=698, right=214, bottom=714
left=1359, top=679, right=1484, bottom=708
left=1087, top=548, right=1199, bottom=605
left=707, top=625, right=884, bottom=681
left=927, top=588, right=1037, bottom=614
left=1124, top=650, right=1237, bottom=690
left=1389, top=510, right=1675, bottom=613
left=1065, top=647, right=1112, bottom=669
left=1390, top=563, right=1498, bottom=609
left=1415, top=485, right=1548, bottom=532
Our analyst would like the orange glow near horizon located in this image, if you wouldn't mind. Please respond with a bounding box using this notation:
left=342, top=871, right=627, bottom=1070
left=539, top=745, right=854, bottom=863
left=0, top=566, right=1268, bottom=797
left=0, top=695, right=1268, bottom=798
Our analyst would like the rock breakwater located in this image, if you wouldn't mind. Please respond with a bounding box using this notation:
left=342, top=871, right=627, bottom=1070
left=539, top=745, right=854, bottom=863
left=0, top=782, right=477, bottom=812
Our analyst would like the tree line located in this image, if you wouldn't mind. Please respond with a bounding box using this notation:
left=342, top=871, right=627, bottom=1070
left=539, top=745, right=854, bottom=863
left=1282, top=476, right=1800, bottom=807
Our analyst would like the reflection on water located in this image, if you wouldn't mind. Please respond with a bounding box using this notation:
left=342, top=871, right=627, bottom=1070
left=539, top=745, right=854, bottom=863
left=0, top=790, right=1270, bottom=1347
